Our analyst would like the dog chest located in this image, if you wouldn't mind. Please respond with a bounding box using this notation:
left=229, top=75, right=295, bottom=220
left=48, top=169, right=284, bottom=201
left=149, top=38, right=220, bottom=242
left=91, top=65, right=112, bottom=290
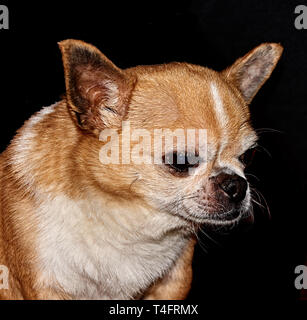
left=36, top=195, right=188, bottom=299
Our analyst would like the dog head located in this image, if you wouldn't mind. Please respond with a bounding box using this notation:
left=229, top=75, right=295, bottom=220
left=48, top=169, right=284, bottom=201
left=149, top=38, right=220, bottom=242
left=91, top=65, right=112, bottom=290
left=59, top=40, right=282, bottom=226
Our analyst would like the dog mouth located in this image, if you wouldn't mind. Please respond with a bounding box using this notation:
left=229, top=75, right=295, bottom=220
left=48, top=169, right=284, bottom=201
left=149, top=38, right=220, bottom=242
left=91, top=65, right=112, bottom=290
left=162, top=196, right=252, bottom=227
left=209, top=209, right=241, bottom=221
left=197, top=209, right=244, bottom=226
left=179, top=205, right=250, bottom=226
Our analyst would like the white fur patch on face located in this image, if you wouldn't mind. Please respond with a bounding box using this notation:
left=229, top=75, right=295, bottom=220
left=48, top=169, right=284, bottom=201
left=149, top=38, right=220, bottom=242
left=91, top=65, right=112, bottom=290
left=210, top=82, right=230, bottom=164
left=210, top=82, right=229, bottom=130
left=210, top=82, right=251, bottom=178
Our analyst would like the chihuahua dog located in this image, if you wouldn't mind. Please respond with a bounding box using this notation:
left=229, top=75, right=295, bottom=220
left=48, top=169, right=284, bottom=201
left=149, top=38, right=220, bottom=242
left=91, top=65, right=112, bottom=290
left=0, top=40, right=282, bottom=299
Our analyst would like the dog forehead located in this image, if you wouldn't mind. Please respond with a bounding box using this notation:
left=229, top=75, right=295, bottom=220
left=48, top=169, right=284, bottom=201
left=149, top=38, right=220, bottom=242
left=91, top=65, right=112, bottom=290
left=127, top=63, right=249, bottom=132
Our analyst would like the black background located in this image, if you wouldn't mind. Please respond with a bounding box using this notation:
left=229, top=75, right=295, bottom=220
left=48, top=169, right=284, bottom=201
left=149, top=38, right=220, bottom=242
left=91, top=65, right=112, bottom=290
left=0, top=0, right=306, bottom=303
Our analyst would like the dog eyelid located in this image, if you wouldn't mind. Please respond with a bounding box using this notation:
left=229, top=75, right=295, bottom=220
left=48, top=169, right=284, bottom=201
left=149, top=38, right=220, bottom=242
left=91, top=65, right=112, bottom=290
left=162, top=152, right=200, bottom=176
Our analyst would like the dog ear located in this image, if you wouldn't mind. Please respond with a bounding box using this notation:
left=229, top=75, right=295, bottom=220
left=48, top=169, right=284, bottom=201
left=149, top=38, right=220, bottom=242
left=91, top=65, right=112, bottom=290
left=222, top=43, right=283, bottom=104
left=58, top=39, right=136, bottom=132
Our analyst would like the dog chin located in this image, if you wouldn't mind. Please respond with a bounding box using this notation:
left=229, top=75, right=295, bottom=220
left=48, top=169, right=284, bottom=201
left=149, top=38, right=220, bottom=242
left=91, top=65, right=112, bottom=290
left=182, top=206, right=253, bottom=227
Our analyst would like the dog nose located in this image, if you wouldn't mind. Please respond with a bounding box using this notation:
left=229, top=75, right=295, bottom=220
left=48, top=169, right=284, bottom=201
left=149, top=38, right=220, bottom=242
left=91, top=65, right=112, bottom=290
left=217, top=173, right=248, bottom=203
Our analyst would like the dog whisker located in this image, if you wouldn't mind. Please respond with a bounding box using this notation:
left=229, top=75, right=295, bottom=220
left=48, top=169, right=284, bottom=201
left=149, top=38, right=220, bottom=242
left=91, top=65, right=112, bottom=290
left=245, top=173, right=260, bottom=182
left=255, top=127, right=283, bottom=135
left=250, top=187, right=271, bottom=219
left=255, top=144, right=272, bottom=159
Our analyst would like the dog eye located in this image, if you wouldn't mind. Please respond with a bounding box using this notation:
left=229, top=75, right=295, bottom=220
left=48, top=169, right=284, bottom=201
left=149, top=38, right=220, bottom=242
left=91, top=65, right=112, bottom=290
left=163, top=152, right=199, bottom=175
left=239, top=148, right=256, bottom=167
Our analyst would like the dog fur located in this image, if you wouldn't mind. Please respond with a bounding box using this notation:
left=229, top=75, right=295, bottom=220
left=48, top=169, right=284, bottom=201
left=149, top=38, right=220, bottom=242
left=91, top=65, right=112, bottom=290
left=0, top=40, right=282, bottom=299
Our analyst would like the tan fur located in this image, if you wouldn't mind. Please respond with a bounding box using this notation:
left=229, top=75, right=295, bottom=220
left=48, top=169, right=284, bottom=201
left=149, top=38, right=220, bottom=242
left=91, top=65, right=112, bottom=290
left=0, top=40, right=282, bottom=299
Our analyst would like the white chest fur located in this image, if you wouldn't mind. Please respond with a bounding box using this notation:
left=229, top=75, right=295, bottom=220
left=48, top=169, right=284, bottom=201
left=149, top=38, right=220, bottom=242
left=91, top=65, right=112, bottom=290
left=35, top=194, right=190, bottom=299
